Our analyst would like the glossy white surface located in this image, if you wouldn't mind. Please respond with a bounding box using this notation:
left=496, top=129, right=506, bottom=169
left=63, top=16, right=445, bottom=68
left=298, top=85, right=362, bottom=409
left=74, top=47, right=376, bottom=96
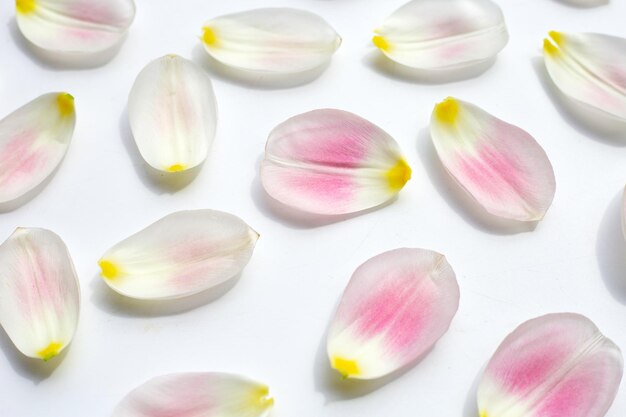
left=0, top=0, right=625, bottom=416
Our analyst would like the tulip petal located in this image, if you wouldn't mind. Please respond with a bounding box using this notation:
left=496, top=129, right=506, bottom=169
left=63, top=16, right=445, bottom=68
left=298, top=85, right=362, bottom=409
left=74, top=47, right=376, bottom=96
left=478, top=313, right=623, bottom=417
left=430, top=97, right=556, bottom=222
left=261, top=109, right=412, bottom=215
left=326, top=248, right=459, bottom=380
left=558, top=0, right=608, bottom=6
left=544, top=31, right=626, bottom=122
left=0, top=92, right=76, bottom=205
left=373, top=0, right=508, bottom=70
left=15, top=0, right=135, bottom=56
left=98, top=210, right=259, bottom=300
left=201, top=8, right=341, bottom=74
left=0, top=228, right=80, bottom=361
left=113, top=373, right=274, bottom=417
left=128, top=55, right=217, bottom=173
left=622, top=185, right=626, bottom=240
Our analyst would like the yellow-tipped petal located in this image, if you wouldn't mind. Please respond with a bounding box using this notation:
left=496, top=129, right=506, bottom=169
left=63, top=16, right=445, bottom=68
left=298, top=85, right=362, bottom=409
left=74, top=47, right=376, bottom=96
left=16, top=0, right=36, bottom=14
left=372, top=35, right=392, bottom=52
left=332, top=356, right=360, bottom=378
left=38, top=342, right=62, bottom=361
left=57, top=93, right=75, bottom=117
left=386, top=159, right=412, bottom=191
left=99, top=260, right=119, bottom=280
left=434, top=97, right=461, bottom=125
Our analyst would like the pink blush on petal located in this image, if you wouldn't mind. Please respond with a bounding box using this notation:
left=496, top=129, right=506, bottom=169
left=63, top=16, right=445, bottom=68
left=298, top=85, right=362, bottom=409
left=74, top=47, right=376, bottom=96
left=289, top=172, right=354, bottom=203
left=354, top=279, right=432, bottom=352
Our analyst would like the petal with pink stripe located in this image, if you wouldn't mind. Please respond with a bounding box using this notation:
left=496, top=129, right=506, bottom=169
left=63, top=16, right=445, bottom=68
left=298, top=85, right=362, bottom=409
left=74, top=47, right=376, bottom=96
left=201, top=8, right=341, bottom=74
left=16, top=0, right=135, bottom=58
left=0, top=228, right=80, bottom=361
left=544, top=31, right=626, bottom=122
left=372, top=0, right=508, bottom=70
left=478, top=313, right=623, bottom=417
left=113, top=373, right=274, bottom=417
left=326, top=248, right=459, bottom=380
left=261, top=109, right=412, bottom=215
left=0, top=92, right=76, bottom=206
left=128, top=55, right=217, bottom=173
left=98, top=210, right=259, bottom=300
left=430, top=97, right=556, bottom=222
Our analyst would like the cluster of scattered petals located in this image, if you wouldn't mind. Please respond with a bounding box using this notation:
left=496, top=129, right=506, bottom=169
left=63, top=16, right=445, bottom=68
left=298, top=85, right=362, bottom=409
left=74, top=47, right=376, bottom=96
left=0, top=228, right=80, bottom=361
left=430, top=97, right=556, bottom=222
left=98, top=210, right=259, bottom=300
left=478, top=313, right=623, bottom=417
left=372, top=0, right=509, bottom=71
left=201, top=8, right=342, bottom=74
left=15, top=0, right=135, bottom=58
left=544, top=31, right=626, bottom=123
left=113, top=373, right=274, bottom=417
left=261, top=109, right=412, bottom=216
left=326, top=248, right=459, bottom=380
left=128, top=55, right=217, bottom=173
left=0, top=92, right=76, bottom=207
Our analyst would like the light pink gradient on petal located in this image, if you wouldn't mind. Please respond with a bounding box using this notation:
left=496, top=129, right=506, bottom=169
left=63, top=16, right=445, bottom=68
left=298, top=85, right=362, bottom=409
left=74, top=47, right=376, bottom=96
left=431, top=98, right=556, bottom=222
left=327, top=248, right=459, bottom=379
left=478, top=313, right=623, bottom=417
left=261, top=109, right=409, bottom=215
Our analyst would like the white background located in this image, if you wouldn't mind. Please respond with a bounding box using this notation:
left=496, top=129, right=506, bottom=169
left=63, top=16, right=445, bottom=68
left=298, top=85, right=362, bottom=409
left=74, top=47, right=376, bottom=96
left=1, top=0, right=626, bottom=416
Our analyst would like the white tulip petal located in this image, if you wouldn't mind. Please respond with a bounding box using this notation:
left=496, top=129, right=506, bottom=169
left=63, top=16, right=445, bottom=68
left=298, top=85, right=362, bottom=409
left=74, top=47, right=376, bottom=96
left=430, top=97, right=556, bottom=222
left=15, top=0, right=135, bottom=57
left=544, top=31, right=626, bottom=122
left=622, top=185, right=626, bottom=240
left=327, top=248, right=459, bottom=380
left=261, top=109, right=411, bottom=215
left=478, top=313, right=623, bottom=417
left=201, top=8, right=341, bottom=74
left=113, top=373, right=274, bottom=417
left=558, top=0, right=608, bottom=7
left=373, top=0, right=508, bottom=70
left=0, top=92, right=76, bottom=205
left=128, top=55, right=217, bottom=173
left=0, top=228, right=80, bottom=361
left=99, top=210, right=259, bottom=300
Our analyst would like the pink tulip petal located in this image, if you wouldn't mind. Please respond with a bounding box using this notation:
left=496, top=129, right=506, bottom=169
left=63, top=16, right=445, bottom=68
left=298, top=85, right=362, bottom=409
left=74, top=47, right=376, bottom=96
left=261, top=109, right=411, bottom=215
left=0, top=92, right=76, bottom=205
left=16, top=0, right=135, bottom=56
left=113, top=373, right=274, bottom=417
left=478, top=313, right=623, bottom=417
left=326, top=248, right=459, bottom=380
left=0, top=228, right=80, bottom=361
left=430, top=97, right=556, bottom=222
left=544, top=31, right=626, bottom=122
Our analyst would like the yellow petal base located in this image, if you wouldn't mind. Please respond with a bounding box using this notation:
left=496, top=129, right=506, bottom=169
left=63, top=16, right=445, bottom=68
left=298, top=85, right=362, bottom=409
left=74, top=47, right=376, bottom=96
left=202, top=27, right=219, bottom=47
left=57, top=93, right=75, bottom=117
left=166, top=164, right=186, bottom=173
left=99, top=260, right=119, bottom=280
left=38, top=342, right=62, bottom=361
left=434, top=97, right=461, bottom=125
left=372, top=35, right=392, bottom=53
left=386, top=159, right=412, bottom=191
left=16, top=0, right=36, bottom=14
left=248, top=385, right=274, bottom=409
left=332, top=356, right=360, bottom=379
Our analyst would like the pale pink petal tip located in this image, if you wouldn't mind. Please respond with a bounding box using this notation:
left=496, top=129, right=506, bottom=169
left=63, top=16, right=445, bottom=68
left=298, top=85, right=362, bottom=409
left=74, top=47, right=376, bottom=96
left=0, top=92, right=76, bottom=208
left=113, top=373, right=274, bottom=417
left=430, top=97, right=556, bottom=222
left=326, top=248, right=459, bottom=380
left=544, top=31, right=626, bottom=123
left=261, top=109, right=412, bottom=216
left=478, top=313, right=623, bottom=417
left=0, top=228, right=80, bottom=361
left=99, top=210, right=259, bottom=300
